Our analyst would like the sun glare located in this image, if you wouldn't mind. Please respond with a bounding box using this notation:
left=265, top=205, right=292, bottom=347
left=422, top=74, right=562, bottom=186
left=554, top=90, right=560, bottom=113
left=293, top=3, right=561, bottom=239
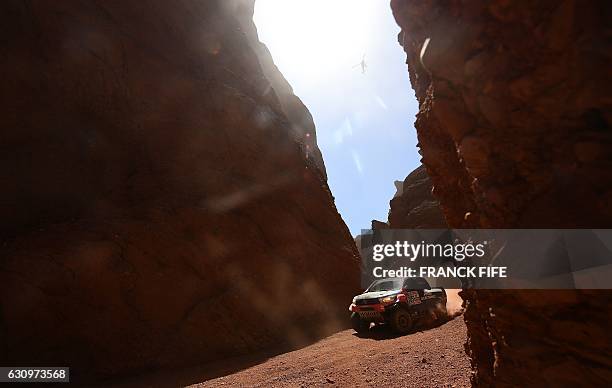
left=254, top=0, right=376, bottom=86
left=253, top=0, right=417, bottom=236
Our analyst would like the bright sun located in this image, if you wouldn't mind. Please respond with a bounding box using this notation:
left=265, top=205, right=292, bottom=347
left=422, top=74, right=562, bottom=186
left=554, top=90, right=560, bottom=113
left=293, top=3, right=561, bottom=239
left=254, top=0, right=376, bottom=86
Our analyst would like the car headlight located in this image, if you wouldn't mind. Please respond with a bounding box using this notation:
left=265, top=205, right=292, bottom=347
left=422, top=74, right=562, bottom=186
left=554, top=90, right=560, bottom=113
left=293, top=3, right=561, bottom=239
left=380, top=294, right=397, bottom=304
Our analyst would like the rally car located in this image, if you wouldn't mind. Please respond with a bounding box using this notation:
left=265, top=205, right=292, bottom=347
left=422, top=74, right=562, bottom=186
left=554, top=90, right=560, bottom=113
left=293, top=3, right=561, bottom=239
left=348, top=277, right=447, bottom=334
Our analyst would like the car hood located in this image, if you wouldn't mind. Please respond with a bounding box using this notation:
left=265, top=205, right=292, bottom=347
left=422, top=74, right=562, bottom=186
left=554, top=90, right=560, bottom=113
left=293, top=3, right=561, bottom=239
left=354, top=290, right=400, bottom=300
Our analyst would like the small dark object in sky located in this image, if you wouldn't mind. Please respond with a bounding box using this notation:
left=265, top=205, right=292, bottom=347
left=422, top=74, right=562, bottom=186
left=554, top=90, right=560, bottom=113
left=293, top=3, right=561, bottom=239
left=352, top=54, right=367, bottom=74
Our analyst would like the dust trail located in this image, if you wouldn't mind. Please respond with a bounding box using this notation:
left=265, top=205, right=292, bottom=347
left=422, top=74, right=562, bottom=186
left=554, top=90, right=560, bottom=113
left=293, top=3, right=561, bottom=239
left=446, top=289, right=464, bottom=316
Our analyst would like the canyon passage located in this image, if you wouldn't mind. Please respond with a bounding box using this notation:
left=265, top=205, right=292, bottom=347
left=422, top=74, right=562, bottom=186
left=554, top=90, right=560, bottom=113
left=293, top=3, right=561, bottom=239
left=1, top=0, right=611, bottom=387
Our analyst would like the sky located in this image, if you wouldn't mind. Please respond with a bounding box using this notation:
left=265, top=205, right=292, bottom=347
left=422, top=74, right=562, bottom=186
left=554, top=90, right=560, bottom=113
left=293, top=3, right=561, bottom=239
left=254, top=0, right=421, bottom=236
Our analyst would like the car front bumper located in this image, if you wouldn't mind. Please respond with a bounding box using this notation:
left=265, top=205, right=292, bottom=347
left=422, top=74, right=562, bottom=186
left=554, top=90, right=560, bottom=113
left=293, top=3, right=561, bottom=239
left=349, top=302, right=400, bottom=322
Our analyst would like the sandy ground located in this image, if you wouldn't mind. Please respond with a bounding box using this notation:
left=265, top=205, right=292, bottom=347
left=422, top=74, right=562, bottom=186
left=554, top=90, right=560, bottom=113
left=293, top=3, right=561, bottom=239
left=109, top=318, right=470, bottom=388
left=107, top=293, right=470, bottom=388
left=189, top=317, right=470, bottom=388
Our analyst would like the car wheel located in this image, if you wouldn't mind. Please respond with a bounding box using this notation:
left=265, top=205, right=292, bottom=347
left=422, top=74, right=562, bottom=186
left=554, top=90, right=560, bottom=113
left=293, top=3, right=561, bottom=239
left=351, top=312, right=370, bottom=333
left=390, top=308, right=413, bottom=334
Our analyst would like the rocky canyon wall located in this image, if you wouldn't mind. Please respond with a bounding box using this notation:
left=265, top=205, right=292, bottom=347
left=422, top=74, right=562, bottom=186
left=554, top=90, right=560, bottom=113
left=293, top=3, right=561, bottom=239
left=391, top=0, right=611, bottom=386
left=0, top=0, right=359, bottom=380
left=388, top=165, right=446, bottom=229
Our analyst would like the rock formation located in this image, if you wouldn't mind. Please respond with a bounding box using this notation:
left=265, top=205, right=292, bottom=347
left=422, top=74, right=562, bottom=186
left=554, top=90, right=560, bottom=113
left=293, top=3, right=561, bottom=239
left=0, top=0, right=359, bottom=380
left=365, top=165, right=445, bottom=232
left=388, top=165, right=446, bottom=229
left=234, top=3, right=327, bottom=179
left=391, top=0, right=612, bottom=386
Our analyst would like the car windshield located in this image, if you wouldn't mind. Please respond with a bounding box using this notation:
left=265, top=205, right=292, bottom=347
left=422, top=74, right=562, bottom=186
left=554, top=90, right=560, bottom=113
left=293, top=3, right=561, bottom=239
left=403, top=277, right=430, bottom=290
left=366, top=279, right=403, bottom=292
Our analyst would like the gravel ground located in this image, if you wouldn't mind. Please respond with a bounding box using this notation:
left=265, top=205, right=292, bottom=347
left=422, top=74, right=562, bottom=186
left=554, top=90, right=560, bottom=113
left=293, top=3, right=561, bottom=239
left=190, top=316, right=471, bottom=388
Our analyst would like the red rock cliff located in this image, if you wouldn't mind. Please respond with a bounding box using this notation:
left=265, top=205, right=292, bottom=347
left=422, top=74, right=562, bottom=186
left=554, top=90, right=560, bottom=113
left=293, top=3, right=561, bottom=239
left=388, top=165, right=446, bottom=229
left=0, top=0, right=359, bottom=379
left=391, top=0, right=612, bottom=385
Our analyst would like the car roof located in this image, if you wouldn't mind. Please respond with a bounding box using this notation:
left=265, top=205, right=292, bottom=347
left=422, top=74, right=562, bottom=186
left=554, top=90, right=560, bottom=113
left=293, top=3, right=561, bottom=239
left=368, top=277, right=430, bottom=289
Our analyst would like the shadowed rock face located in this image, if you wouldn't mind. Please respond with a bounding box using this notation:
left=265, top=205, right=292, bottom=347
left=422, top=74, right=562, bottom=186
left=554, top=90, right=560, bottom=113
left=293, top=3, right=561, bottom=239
left=388, top=165, right=446, bottom=229
left=0, top=0, right=358, bottom=379
left=391, top=0, right=612, bottom=386
left=234, top=1, right=327, bottom=179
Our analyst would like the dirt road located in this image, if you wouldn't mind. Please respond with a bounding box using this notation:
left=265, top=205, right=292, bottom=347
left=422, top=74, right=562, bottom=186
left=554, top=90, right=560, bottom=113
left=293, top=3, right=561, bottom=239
left=108, top=314, right=469, bottom=388
left=189, top=317, right=470, bottom=388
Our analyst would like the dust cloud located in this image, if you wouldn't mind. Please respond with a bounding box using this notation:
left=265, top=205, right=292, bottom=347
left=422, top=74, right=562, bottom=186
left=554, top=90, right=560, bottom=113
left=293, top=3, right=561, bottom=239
left=446, top=289, right=464, bottom=316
